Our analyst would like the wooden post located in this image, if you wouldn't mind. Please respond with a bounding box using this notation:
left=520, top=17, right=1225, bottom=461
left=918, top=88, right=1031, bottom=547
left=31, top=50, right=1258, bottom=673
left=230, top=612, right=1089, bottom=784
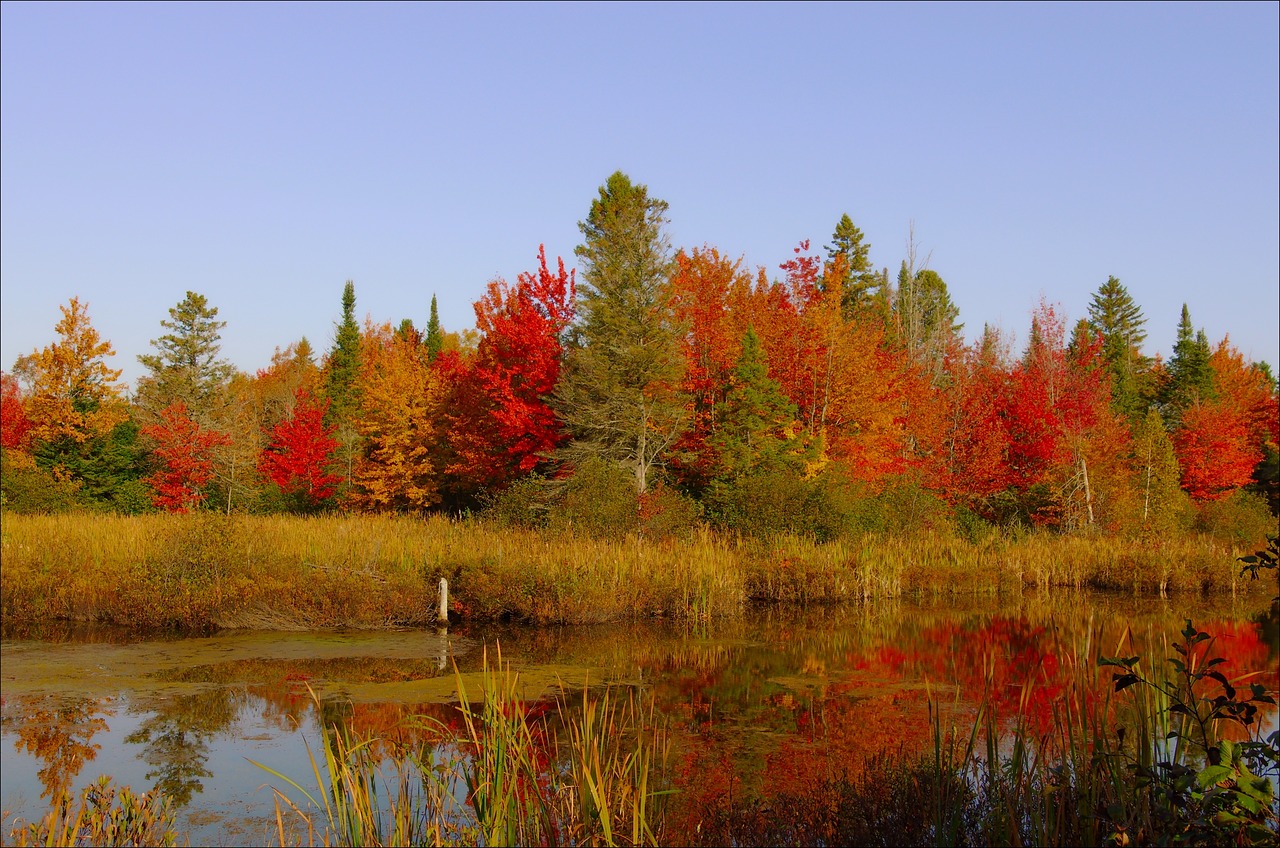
left=438, top=577, right=449, bottom=625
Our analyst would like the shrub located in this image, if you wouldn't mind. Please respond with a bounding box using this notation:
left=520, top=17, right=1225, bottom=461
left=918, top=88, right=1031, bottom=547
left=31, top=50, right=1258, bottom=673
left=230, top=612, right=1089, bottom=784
left=0, top=451, right=86, bottom=514
left=548, top=457, right=639, bottom=538
left=1195, top=490, right=1276, bottom=547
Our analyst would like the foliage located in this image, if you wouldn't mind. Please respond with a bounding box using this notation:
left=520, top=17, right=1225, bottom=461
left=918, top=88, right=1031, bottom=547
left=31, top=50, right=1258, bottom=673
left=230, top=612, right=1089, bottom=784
left=557, top=171, right=686, bottom=495
left=1087, top=275, right=1150, bottom=419
left=1097, top=620, right=1279, bottom=847
left=135, top=290, right=235, bottom=421
left=5, top=774, right=179, bottom=847
left=142, top=402, right=232, bottom=513
left=445, top=245, right=575, bottom=496
left=1193, top=490, right=1277, bottom=546
left=258, top=389, right=341, bottom=511
left=349, top=322, right=446, bottom=513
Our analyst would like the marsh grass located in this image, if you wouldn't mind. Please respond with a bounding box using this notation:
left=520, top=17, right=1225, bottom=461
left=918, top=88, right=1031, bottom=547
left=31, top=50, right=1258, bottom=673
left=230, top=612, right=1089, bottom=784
left=3, top=774, right=180, bottom=847
left=0, top=513, right=1269, bottom=631
left=252, top=645, right=672, bottom=847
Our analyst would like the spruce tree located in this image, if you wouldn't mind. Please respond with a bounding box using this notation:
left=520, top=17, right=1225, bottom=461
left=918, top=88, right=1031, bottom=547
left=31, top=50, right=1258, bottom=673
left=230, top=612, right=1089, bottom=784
left=1163, top=304, right=1214, bottom=422
left=424, top=295, right=443, bottom=362
left=825, top=213, right=880, bottom=316
left=1086, top=276, right=1150, bottom=418
left=556, top=171, right=686, bottom=494
left=325, top=281, right=361, bottom=424
left=713, top=328, right=816, bottom=480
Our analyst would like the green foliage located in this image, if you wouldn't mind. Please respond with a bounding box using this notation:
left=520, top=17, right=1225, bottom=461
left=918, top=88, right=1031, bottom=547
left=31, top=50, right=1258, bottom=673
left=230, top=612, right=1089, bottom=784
left=825, top=213, right=884, bottom=317
left=1086, top=275, right=1151, bottom=419
left=1193, top=489, right=1276, bottom=546
left=424, top=293, right=443, bottom=363
left=712, top=328, right=816, bottom=481
left=1131, top=407, right=1193, bottom=535
left=550, top=456, right=641, bottom=538
left=557, top=171, right=686, bottom=495
left=485, top=474, right=553, bottom=529
left=135, top=291, right=234, bottom=422
left=324, top=280, right=362, bottom=425
left=31, top=418, right=152, bottom=514
left=1163, top=303, right=1215, bottom=423
left=1098, top=621, right=1280, bottom=847
left=704, top=471, right=847, bottom=541
left=0, top=451, right=85, bottom=513
left=894, top=263, right=961, bottom=367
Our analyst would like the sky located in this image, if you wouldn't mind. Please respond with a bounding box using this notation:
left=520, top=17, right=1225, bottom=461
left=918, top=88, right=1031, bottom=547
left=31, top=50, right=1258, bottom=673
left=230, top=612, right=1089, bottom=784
left=3, top=2, right=1277, bottom=389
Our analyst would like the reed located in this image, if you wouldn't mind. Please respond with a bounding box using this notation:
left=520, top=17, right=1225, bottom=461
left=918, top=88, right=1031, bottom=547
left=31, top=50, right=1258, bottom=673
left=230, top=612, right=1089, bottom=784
left=251, top=644, right=671, bottom=847
left=3, top=774, right=180, bottom=847
left=1, top=512, right=1271, bottom=631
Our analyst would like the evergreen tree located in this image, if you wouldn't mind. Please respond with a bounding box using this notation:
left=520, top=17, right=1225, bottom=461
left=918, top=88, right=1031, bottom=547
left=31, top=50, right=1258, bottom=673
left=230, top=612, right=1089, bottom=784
left=825, top=213, right=881, bottom=317
left=324, top=281, right=361, bottom=424
left=713, top=328, right=816, bottom=480
left=556, top=171, right=686, bottom=495
left=136, top=291, right=234, bottom=423
left=894, top=263, right=961, bottom=373
left=424, top=294, right=443, bottom=363
left=1086, top=276, right=1150, bottom=419
left=1163, top=303, right=1214, bottom=422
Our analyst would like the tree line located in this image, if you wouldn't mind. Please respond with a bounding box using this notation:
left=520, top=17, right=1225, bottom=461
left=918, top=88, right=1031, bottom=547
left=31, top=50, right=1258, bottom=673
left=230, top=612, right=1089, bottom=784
left=2, top=171, right=1276, bottom=538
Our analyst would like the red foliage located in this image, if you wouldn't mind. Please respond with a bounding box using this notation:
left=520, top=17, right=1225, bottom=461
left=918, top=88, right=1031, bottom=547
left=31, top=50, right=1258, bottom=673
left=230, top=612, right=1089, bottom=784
left=1, top=373, right=34, bottom=452
left=258, top=389, right=342, bottom=506
left=445, top=245, right=575, bottom=491
left=1173, top=401, right=1258, bottom=500
left=142, top=402, right=231, bottom=513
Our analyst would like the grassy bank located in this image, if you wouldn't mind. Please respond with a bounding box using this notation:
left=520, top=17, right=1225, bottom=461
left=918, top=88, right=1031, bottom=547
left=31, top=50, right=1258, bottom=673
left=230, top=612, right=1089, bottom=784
left=0, top=512, right=1272, bottom=630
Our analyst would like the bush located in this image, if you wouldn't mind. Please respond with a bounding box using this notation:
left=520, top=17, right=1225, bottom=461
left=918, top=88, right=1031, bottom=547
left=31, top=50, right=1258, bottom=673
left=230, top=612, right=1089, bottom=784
left=548, top=457, right=639, bottom=538
left=1194, top=489, right=1276, bottom=547
left=0, top=451, right=86, bottom=514
left=485, top=474, right=554, bottom=529
left=638, top=482, right=700, bottom=540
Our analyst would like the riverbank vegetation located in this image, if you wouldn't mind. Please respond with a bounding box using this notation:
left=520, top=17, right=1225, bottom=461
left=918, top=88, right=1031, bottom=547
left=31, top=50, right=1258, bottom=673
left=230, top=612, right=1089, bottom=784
left=2, top=512, right=1274, bottom=632
left=2, top=174, right=1277, bottom=568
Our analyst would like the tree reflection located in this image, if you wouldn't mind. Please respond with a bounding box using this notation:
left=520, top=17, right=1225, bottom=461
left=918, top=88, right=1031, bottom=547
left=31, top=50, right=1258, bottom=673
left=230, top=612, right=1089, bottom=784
left=123, top=690, right=239, bottom=807
left=8, top=695, right=113, bottom=800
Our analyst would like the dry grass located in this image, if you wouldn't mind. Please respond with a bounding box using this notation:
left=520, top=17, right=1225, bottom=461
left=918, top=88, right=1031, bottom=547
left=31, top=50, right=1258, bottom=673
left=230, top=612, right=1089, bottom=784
left=0, top=512, right=1269, bottom=630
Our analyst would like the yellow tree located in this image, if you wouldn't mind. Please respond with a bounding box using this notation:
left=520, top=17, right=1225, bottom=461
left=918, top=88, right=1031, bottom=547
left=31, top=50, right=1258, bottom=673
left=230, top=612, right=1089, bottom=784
left=350, top=321, right=446, bottom=512
left=13, top=297, right=127, bottom=452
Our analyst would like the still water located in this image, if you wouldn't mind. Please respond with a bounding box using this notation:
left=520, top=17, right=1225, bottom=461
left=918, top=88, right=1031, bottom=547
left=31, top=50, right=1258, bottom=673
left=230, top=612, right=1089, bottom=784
left=3, top=591, right=1277, bottom=845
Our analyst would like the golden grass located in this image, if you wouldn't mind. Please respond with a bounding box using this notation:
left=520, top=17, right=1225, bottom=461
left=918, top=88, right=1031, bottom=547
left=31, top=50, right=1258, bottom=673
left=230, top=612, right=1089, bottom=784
left=0, top=512, right=1269, bottom=630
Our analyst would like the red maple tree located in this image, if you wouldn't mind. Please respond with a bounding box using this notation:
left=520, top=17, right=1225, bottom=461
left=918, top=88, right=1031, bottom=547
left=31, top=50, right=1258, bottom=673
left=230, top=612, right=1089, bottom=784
left=445, top=245, right=575, bottom=492
left=258, top=389, right=341, bottom=507
left=142, top=402, right=231, bottom=513
left=0, top=373, right=34, bottom=453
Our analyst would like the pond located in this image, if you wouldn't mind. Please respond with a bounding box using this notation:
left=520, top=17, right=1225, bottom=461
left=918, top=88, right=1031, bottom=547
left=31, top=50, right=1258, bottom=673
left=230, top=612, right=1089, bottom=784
left=2, top=590, right=1277, bottom=845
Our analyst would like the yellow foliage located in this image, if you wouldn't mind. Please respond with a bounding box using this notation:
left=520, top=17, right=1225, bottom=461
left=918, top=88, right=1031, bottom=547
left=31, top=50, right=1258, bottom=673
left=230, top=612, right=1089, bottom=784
left=350, top=322, right=446, bottom=513
left=13, top=297, right=126, bottom=446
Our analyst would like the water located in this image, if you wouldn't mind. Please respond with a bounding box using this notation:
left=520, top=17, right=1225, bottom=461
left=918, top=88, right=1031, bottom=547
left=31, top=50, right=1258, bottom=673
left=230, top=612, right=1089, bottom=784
left=3, top=591, right=1276, bottom=844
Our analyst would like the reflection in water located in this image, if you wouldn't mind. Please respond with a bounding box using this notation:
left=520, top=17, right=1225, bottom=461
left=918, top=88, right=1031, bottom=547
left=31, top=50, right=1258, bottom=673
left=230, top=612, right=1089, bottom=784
left=123, top=690, right=242, bottom=807
left=7, top=697, right=113, bottom=800
left=2, top=593, right=1276, bottom=845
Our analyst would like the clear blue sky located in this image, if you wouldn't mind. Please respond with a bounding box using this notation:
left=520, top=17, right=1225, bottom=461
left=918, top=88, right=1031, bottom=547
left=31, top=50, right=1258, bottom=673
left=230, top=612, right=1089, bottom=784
left=3, top=2, right=1277, bottom=388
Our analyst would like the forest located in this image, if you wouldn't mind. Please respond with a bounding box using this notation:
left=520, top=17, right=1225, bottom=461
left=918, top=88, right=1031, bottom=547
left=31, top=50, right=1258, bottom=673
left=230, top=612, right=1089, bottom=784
left=2, top=171, right=1277, bottom=545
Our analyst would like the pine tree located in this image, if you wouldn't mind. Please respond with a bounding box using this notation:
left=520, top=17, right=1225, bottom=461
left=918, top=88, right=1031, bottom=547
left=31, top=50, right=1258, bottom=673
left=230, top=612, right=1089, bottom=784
left=1086, top=276, right=1150, bottom=419
left=136, top=291, right=234, bottom=423
left=556, top=171, right=686, bottom=494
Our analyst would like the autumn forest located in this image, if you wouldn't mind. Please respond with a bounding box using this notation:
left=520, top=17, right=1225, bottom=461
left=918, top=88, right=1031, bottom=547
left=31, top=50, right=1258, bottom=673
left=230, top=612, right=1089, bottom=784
left=2, top=171, right=1277, bottom=544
